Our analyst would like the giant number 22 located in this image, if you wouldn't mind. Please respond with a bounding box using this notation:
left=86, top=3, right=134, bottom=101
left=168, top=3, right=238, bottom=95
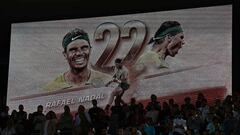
left=93, top=20, right=147, bottom=68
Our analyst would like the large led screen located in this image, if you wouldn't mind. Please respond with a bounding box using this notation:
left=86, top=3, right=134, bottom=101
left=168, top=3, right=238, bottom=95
left=7, top=5, right=232, bottom=114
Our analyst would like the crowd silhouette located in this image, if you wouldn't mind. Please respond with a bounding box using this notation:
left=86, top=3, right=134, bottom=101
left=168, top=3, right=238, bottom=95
left=0, top=92, right=239, bottom=135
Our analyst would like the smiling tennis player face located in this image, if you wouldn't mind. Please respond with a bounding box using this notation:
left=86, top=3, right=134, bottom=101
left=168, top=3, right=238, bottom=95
left=63, top=39, right=91, bottom=70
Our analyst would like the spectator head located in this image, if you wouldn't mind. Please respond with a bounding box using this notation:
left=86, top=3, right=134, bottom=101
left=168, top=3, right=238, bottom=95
left=18, top=104, right=24, bottom=111
left=64, top=105, right=70, bottom=113
left=50, top=111, right=57, bottom=119
left=130, top=97, right=136, bottom=105
left=37, top=105, right=43, bottom=113
left=46, top=110, right=57, bottom=120
left=184, top=97, right=191, bottom=104
left=150, top=94, right=157, bottom=102
left=197, top=92, right=205, bottom=100
left=138, top=102, right=144, bottom=109
left=224, top=95, right=232, bottom=105
left=28, top=113, right=33, bottom=121
left=46, top=111, right=51, bottom=120
left=169, top=98, right=174, bottom=105
left=92, top=99, right=98, bottom=107
left=78, top=105, right=85, bottom=113
left=10, top=110, right=18, bottom=119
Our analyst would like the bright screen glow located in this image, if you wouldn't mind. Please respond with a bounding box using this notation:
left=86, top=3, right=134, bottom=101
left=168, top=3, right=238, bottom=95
left=7, top=5, right=232, bottom=114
